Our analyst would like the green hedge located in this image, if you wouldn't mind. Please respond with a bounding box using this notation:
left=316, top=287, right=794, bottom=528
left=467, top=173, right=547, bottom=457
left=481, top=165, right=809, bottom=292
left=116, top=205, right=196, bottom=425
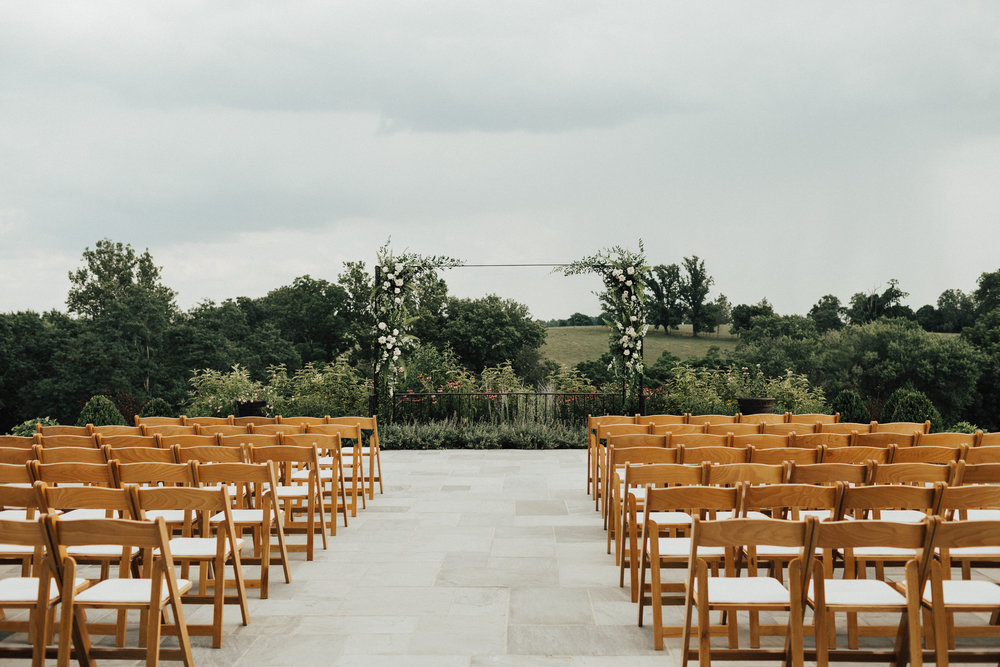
left=380, top=420, right=586, bottom=450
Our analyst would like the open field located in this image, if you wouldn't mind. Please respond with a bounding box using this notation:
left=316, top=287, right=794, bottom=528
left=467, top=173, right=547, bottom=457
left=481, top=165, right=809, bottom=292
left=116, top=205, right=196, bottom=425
left=541, top=324, right=737, bottom=368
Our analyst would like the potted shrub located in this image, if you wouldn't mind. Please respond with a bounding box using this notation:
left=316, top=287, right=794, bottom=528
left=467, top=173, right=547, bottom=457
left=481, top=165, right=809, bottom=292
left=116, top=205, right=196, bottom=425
left=731, top=365, right=775, bottom=415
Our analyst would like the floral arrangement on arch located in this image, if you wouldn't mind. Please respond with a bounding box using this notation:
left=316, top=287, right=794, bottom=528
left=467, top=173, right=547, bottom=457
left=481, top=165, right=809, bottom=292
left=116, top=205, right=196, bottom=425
left=560, top=242, right=650, bottom=395
left=372, top=242, right=463, bottom=394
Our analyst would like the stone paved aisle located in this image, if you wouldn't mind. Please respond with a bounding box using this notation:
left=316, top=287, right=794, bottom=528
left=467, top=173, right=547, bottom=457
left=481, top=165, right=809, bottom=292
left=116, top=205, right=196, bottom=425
left=190, top=449, right=670, bottom=666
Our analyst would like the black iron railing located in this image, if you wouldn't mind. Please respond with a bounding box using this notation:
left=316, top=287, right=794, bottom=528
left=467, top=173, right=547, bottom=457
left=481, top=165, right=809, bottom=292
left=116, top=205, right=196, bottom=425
left=387, top=391, right=627, bottom=424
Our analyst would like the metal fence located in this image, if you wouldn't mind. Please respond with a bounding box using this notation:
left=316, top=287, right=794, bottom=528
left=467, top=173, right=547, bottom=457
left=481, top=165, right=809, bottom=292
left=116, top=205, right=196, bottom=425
left=388, top=391, right=628, bottom=425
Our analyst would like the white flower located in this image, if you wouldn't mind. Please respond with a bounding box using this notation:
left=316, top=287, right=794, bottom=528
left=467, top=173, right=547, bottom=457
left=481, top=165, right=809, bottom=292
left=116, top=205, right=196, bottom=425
left=394, top=287, right=400, bottom=294
left=378, top=336, right=387, bottom=344
left=395, top=262, right=403, bottom=272
left=378, top=322, right=388, bottom=330
left=630, top=315, right=636, bottom=321
left=383, top=281, right=391, bottom=289
left=625, top=280, right=632, bottom=286
left=627, top=266, right=635, bottom=275
left=618, top=274, right=626, bottom=282
left=387, top=273, right=395, bottom=280
left=394, top=297, right=402, bottom=304
left=623, top=349, right=631, bottom=356
left=392, top=328, right=399, bottom=336
left=395, top=278, right=403, bottom=287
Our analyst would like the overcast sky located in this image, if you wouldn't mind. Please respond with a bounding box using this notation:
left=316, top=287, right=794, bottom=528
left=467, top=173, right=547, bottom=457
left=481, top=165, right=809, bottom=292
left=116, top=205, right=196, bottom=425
left=2, top=1, right=998, bottom=320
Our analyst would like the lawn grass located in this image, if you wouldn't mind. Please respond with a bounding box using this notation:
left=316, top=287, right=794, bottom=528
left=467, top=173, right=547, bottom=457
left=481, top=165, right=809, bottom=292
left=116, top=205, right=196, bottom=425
left=541, top=325, right=737, bottom=368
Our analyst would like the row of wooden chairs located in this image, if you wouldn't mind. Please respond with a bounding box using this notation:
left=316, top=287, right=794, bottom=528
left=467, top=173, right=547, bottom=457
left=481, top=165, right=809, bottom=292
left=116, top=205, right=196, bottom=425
left=27, top=413, right=384, bottom=501
left=1, top=512, right=196, bottom=665
left=652, top=512, right=1000, bottom=665
left=635, top=483, right=1000, bottom=664
left=588, top=414, right=986, bottom=511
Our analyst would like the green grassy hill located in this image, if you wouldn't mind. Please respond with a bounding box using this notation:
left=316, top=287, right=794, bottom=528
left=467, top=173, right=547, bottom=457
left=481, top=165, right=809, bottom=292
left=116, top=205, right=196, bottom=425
left=541, top=325, right=737, bottom=368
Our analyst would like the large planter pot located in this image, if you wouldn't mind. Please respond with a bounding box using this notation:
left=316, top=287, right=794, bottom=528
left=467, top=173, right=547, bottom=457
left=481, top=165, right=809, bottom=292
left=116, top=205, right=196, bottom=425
left=737, top=397, right=776, bottom=415
left=236, top=400, right=266, bottom=417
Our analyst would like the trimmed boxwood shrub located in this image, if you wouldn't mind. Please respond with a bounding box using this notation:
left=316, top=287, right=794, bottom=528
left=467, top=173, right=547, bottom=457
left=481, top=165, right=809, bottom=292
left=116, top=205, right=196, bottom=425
left=831, top=389, right=869, bottom=424
left=882, top=388, right=943, bottom=432
left=139, top=397, right=174, bottom=418
left=76, top=395, right=126, bottom=427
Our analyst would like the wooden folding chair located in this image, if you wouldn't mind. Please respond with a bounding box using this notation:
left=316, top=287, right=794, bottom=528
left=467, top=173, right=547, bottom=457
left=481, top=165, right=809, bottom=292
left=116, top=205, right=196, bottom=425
left=0, top=516, right=86, bottom=666
left=923, top=518, right=1000, bottom=664
left=872, top=421, right=930, bottom=435
left=680, top=517, right=814, bottom=666
left=731, top=434, right=789, bottom=450
left=587, top=414, right=637, bottom=495
left=889, top=444, right=965, bottom=464
left=37, top=425, right=91, bottom=437
left=706, top=423, right=760, bottom=436
left=638, top=485, right=739, bottom=649
left=791, top=432, right=852, bottom=450
left=46, top=515, right=195, bottom=667
left=231, top=416, right=276, bottom=427
left=819, top=422, right=871, bottom=435
left=0, top=435, right=36, bottom=449
left=604, top=434, right=670, bottom=524
left=705, top=463, right=784, bottom=490
left=764, top=422, right=818, bottom=436
left=134, top=416, right=184, bottom=427
left=276, top=416, right=327, bottom=427
left=807, top=519, right=931, bottom=666
left=250, top=437, right=330, bottom=554
left=821, top=445, right=889, bottom=465
left=90, top=425, right=142, bottom=437
left=328, top=416, right=384, bottom=499
left=0, top=482, right=43, bottom=575
left=0, top=447, right=34, bottom=465
left=95, top=434, right=160, bottom=449
left=786, top=462, right=870, bottom=487
left=307, top=424, right=365, bottom=516
left=738, top=412, right=786, bottom=425
left=635, top=414, right=687, bottom=427
left=789, top=412, right=839, bottom=424
left=193, top=461, right=291, bottom=598
left=650, top=424, right=705, bottom=436
left=854, top=432, right=917, bottom=449
left=605, top=445, right=676, bottom=556
left=129, top=485, right=250, bottom=648
left=935, top=483, right=1000, bottom=580
left=869, top=462, right=953, bottom=487
left=914, top=431, right=976, bottom=448
left=35, top=435, right=99, bottom=449
left=248, top=423, right=304, bottom=436
left=962, top=446, right=1000, bottom=464
left=619, top=463, right=703, bottom=602
left=679, top=445, right=747, bottom=465
left=102, top=445, right=176, bottom=464
left=193, top=424, right=250, bottom=437
left=594, top=423, right=650, bottom=513
left=32, top=444, right=107, bottom=465
left=671, top=433, right=730, bottom=449
left=689, top=414, right=738, bottom=426
left=749, top=446, right=818, bottom=466
left=35, top=483, right=138, bottom=645
left=183, top=416, right=233, bottom=427
left=138, top=424, right=197, bottom=437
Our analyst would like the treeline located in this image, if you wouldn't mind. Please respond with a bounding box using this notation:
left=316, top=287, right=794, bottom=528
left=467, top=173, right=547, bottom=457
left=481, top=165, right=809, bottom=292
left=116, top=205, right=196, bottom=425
left=0, top=240, right=548, bottom=431
left=572, top=270, right=1000, bottom=431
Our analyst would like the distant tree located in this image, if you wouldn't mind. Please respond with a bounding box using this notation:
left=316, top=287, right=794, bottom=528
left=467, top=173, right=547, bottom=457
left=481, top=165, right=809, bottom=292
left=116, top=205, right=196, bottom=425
left=65, top=240, right=178, bottom=402
left=439, top=295, right=546, bottom=376
left=574, top=352, right=616, bottom=387
left=678, top=256, right=714, bottom=337
left=807, top=294, right=845, bottom=333
left=566, top=312, right=596, bottom=327
left=974, top=268, right=1000, bottom=314
left=961, top=307, right=1000, bottom=430
left=646, top=264, right=684, bottom=333
left=914, top=304, right=941, bottom=332
left=845, top=279, right=912, bottom=325
left=933, top=288, right=976, bottom=333
left=703, top=294, right=731, bottom=334
left=251, top=275, right=351, bottom=364
left=730, top=299, right=774, bottom=336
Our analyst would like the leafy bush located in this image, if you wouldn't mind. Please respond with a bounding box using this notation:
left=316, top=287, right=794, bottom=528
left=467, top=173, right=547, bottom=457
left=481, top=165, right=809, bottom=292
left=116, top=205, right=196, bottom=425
left=139, top=397, right=174, bottom=418
left=187, top=365, right=278, bottom=417
left=8, top=417, right=58, bottom=436
left=882, top=388, right=943, bottom=431
left=831, top=389, right=869, bottom=423
left=380, top=420, right=586, bottom=450
left=948, top=421, right=979, bottom=434
left=76, top=395, right=126, bottom=427
left=267, top=357, right=369, bottom=418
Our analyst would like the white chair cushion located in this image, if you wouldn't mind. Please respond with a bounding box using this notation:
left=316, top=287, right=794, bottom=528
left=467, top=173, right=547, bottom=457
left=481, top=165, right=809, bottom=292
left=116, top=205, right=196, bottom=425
left=654, top=537, right=725, bottom=558
left=698, top=576, right=790, bottom=604
left=67, top=545, right=140, bottom=558
left=0, top=576, right=88, bottom=604
left=274, top=484, right=310, bottom=498
left=145, top=509, right=186, bottom=523
left=75, top=577, right=193, bottom=605
left=922, top=580, right=1000, bottom=606
left=966, top=509, right=1000, bottom=521
left=0, top=543, right=34, bottom=556
left=876, top=509, right=928, bottom=523
left=165, top=537, right=244, bottom=558
left=809, top=579, right=906, bottom=606
left=59, top=509, right=111, bottom=521
left=212, top=509, right=264, bottom=523
left=649, top=511, right=692, bottom=525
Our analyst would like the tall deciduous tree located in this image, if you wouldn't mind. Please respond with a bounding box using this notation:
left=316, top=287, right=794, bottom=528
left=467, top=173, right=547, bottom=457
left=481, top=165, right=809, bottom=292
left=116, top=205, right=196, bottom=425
left=845, top=279, right=912, bottom=325
left=646, top=263, right=684, bottom=333
left=66, top=239, right=178, bottom=403
left=807, top=294, right=846, bottom=333
left=439, top=295, right=546, bottom=376
left=974, top=268, right=1000, bottom=315
left=679, top=256, right=714, bottom=337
